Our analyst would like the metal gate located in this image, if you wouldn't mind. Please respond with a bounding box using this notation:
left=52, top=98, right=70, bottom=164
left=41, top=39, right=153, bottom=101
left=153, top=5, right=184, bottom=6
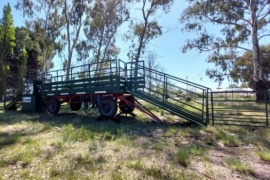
left=210, top=90, right=269, bottom=127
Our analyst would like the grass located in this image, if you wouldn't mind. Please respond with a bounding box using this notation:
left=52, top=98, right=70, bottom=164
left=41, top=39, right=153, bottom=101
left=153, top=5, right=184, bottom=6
left=0, top=105, right=269, bottom=179
left=215, top=130, right=241, bottom=147
left=176, top=148, right=191, bottom=167
left=176, top=145, right=204, bottom=167
left=225, top=157, right=254, bottom=175
left=0, top=132, right=20, bottom=146
left=256, top=151, right=270, bottom=162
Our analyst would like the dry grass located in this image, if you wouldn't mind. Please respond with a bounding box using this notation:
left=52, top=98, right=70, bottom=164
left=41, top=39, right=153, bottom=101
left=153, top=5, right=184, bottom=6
left=0, top=105, right=269, bottom=179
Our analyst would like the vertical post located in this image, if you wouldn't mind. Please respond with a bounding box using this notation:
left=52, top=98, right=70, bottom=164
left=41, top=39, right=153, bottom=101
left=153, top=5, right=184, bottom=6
left=201, top=89, right=205, bottom=124
left=265, top=91, right=269, bottom=127
left=70, top=67, right=73, bottom=81
left=131, top=62, right=133, bottom=89
left=205, top=89, right=208, bottom=126
left=163, top=74, right=166, bottom=104
left=186, top=76, right=188, bottom=91
left=4, top=94, right=6, bottom=110
left=211, top=90, right=214, bottom=126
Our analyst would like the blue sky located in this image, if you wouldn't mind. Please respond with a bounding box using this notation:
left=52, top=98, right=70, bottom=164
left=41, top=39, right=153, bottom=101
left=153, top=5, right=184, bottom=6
left=1, top=0, right=230, bottom=89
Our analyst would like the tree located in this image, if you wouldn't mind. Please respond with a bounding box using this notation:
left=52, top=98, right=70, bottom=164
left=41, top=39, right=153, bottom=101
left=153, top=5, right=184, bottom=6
left=145, top=51, right=164, bottom=90
left=230, top=44, right=270, bottom=88
left=0, top=3, right=16, bottom=100
left=15, top=0, right=63, bottom=75
left=128, top=0, right=173, bottom=66
left=77, top=0, right=129, bottom=75
left=14, top=27, right=42, bottom=82
left=180, top=0, right=270, bottom=94
left=16, top=0, right=92, bottom=80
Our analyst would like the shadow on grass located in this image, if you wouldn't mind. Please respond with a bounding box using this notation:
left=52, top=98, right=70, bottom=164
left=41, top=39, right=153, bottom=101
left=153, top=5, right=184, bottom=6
left=0, top=107, right=201, bottom=142
left=0, top=132, right=20, bottom=147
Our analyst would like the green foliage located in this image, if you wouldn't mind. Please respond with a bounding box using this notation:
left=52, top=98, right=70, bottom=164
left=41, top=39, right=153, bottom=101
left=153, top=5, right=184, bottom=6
left=129, top=0, right=173, bottom=62
left=0, top=3, right=15, bottom=97
left=230, top=45, right=270, bottom=87
left=78, top=0, right=129, bottom=75
left=181, top=0, right=270, bottom=86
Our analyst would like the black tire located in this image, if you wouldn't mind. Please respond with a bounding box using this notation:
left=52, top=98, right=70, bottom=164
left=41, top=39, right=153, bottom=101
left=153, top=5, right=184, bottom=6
left=119, top=95, right=135, bottom=114
left=98, top=97, right=117, bottom=118
left=69, top=99, right=82, bottom=111
left=47, top=98, right=60, bottom=115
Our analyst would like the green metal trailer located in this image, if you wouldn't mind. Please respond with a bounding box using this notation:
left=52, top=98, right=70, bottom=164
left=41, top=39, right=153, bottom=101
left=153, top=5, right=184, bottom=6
left=6, top=59, right=211, bottom=125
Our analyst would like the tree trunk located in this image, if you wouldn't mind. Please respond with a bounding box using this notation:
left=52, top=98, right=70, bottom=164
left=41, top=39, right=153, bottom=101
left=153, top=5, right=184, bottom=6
left=248, top=0, right=268, bottom=100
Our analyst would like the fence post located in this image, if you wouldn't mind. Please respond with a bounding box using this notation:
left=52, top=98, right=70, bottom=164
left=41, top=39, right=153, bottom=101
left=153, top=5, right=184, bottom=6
left=265, top=91, right=269, bottom=127
left=211, top=90, right=214, bottom=126
left=205, top=89, right=209, bottom=126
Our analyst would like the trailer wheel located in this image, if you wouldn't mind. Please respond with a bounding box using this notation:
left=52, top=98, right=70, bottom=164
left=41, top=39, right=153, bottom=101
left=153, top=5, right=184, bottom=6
left=119, top=95, right=135, bottom=114
left=47, top=98, right=60, bottom=115
left=69, top=99, right=82, bottom=111
left=98, top=97, right=117, bottom=118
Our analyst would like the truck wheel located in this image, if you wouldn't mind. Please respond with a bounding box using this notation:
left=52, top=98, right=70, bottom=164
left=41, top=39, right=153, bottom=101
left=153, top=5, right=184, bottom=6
left=69, top=99, right=82, bottom=111
left=98, top=97, right=117, bottom=118
left=47, top=98, right=60, bottom=115
left=119, top=95, right=135, bottom=114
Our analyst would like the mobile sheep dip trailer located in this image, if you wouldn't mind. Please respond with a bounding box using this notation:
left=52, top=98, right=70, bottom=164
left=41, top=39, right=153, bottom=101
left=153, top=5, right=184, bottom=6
left=6, top=59, right=211, bottom=125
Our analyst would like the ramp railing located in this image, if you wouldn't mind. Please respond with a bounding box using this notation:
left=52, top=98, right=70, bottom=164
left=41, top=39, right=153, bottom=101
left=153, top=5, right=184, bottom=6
left=126, top=62, right=211, bottom=125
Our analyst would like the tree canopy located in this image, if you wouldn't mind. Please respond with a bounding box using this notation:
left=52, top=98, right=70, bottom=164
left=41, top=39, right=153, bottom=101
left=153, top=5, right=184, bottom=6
left=128, top=0, right=173, bottom=63
left=0, top=3, right=16, bottom=99
left=77, top=0, right=129, bottom=75
left=180, top=0, right=270, bottom=91
left=230, top=44, right=270, bottom=88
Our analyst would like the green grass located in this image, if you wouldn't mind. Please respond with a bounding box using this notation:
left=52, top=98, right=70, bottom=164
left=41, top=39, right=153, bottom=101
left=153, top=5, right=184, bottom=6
left=62, top=124, right=90, bottom=142
left=153, top=142, right=164, bottom=151
left=256, top=151, right=270, bottom=161
left=126, top=159, right=144, bottom=170
left=176, top=148, right=191, bottom=167
left=215, top=130, right=241, bottom=147
left=176, top=145, right=204, bottom=167
left=0, top=133, right=20, bottom=146
left=225, top=157, right=254, bottom=175
left=0, top=104, right=269, bottom=179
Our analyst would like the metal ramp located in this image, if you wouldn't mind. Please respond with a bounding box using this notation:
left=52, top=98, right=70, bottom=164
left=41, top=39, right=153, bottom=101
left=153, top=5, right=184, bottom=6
left=126, top=62, right=211, bottom=125
left=4, top=86, right=23, bottom=110
left=5, top=95, right=22, bottom=110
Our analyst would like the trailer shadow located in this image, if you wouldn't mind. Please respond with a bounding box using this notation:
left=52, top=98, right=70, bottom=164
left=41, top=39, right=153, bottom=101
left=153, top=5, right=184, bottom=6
left=0, top=108, right=200, bottom=141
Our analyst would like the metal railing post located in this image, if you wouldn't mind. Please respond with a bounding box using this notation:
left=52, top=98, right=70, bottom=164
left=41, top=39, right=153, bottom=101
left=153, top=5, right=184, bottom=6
left=211, top=90, right=214, bottom=126
left=163, top=74, right=166, bottom=104
left=265, top=91, right=269, bottom=127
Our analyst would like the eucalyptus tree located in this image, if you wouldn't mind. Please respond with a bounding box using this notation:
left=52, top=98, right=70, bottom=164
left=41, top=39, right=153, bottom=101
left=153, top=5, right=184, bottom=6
left=128, top=0, right=173, bottom=65
left=0, top=3, right=16, bottom=100
left=77, top=0, right=130, bottom=75
left=16, top=0, right=92, bottom=80
left=16, top=0, right=62, bottom=74
left=14, top=27, right=42, bottom=82
left=230, top=45, right=270, bottom=88
left=180, top=0, right=270, bottom=93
